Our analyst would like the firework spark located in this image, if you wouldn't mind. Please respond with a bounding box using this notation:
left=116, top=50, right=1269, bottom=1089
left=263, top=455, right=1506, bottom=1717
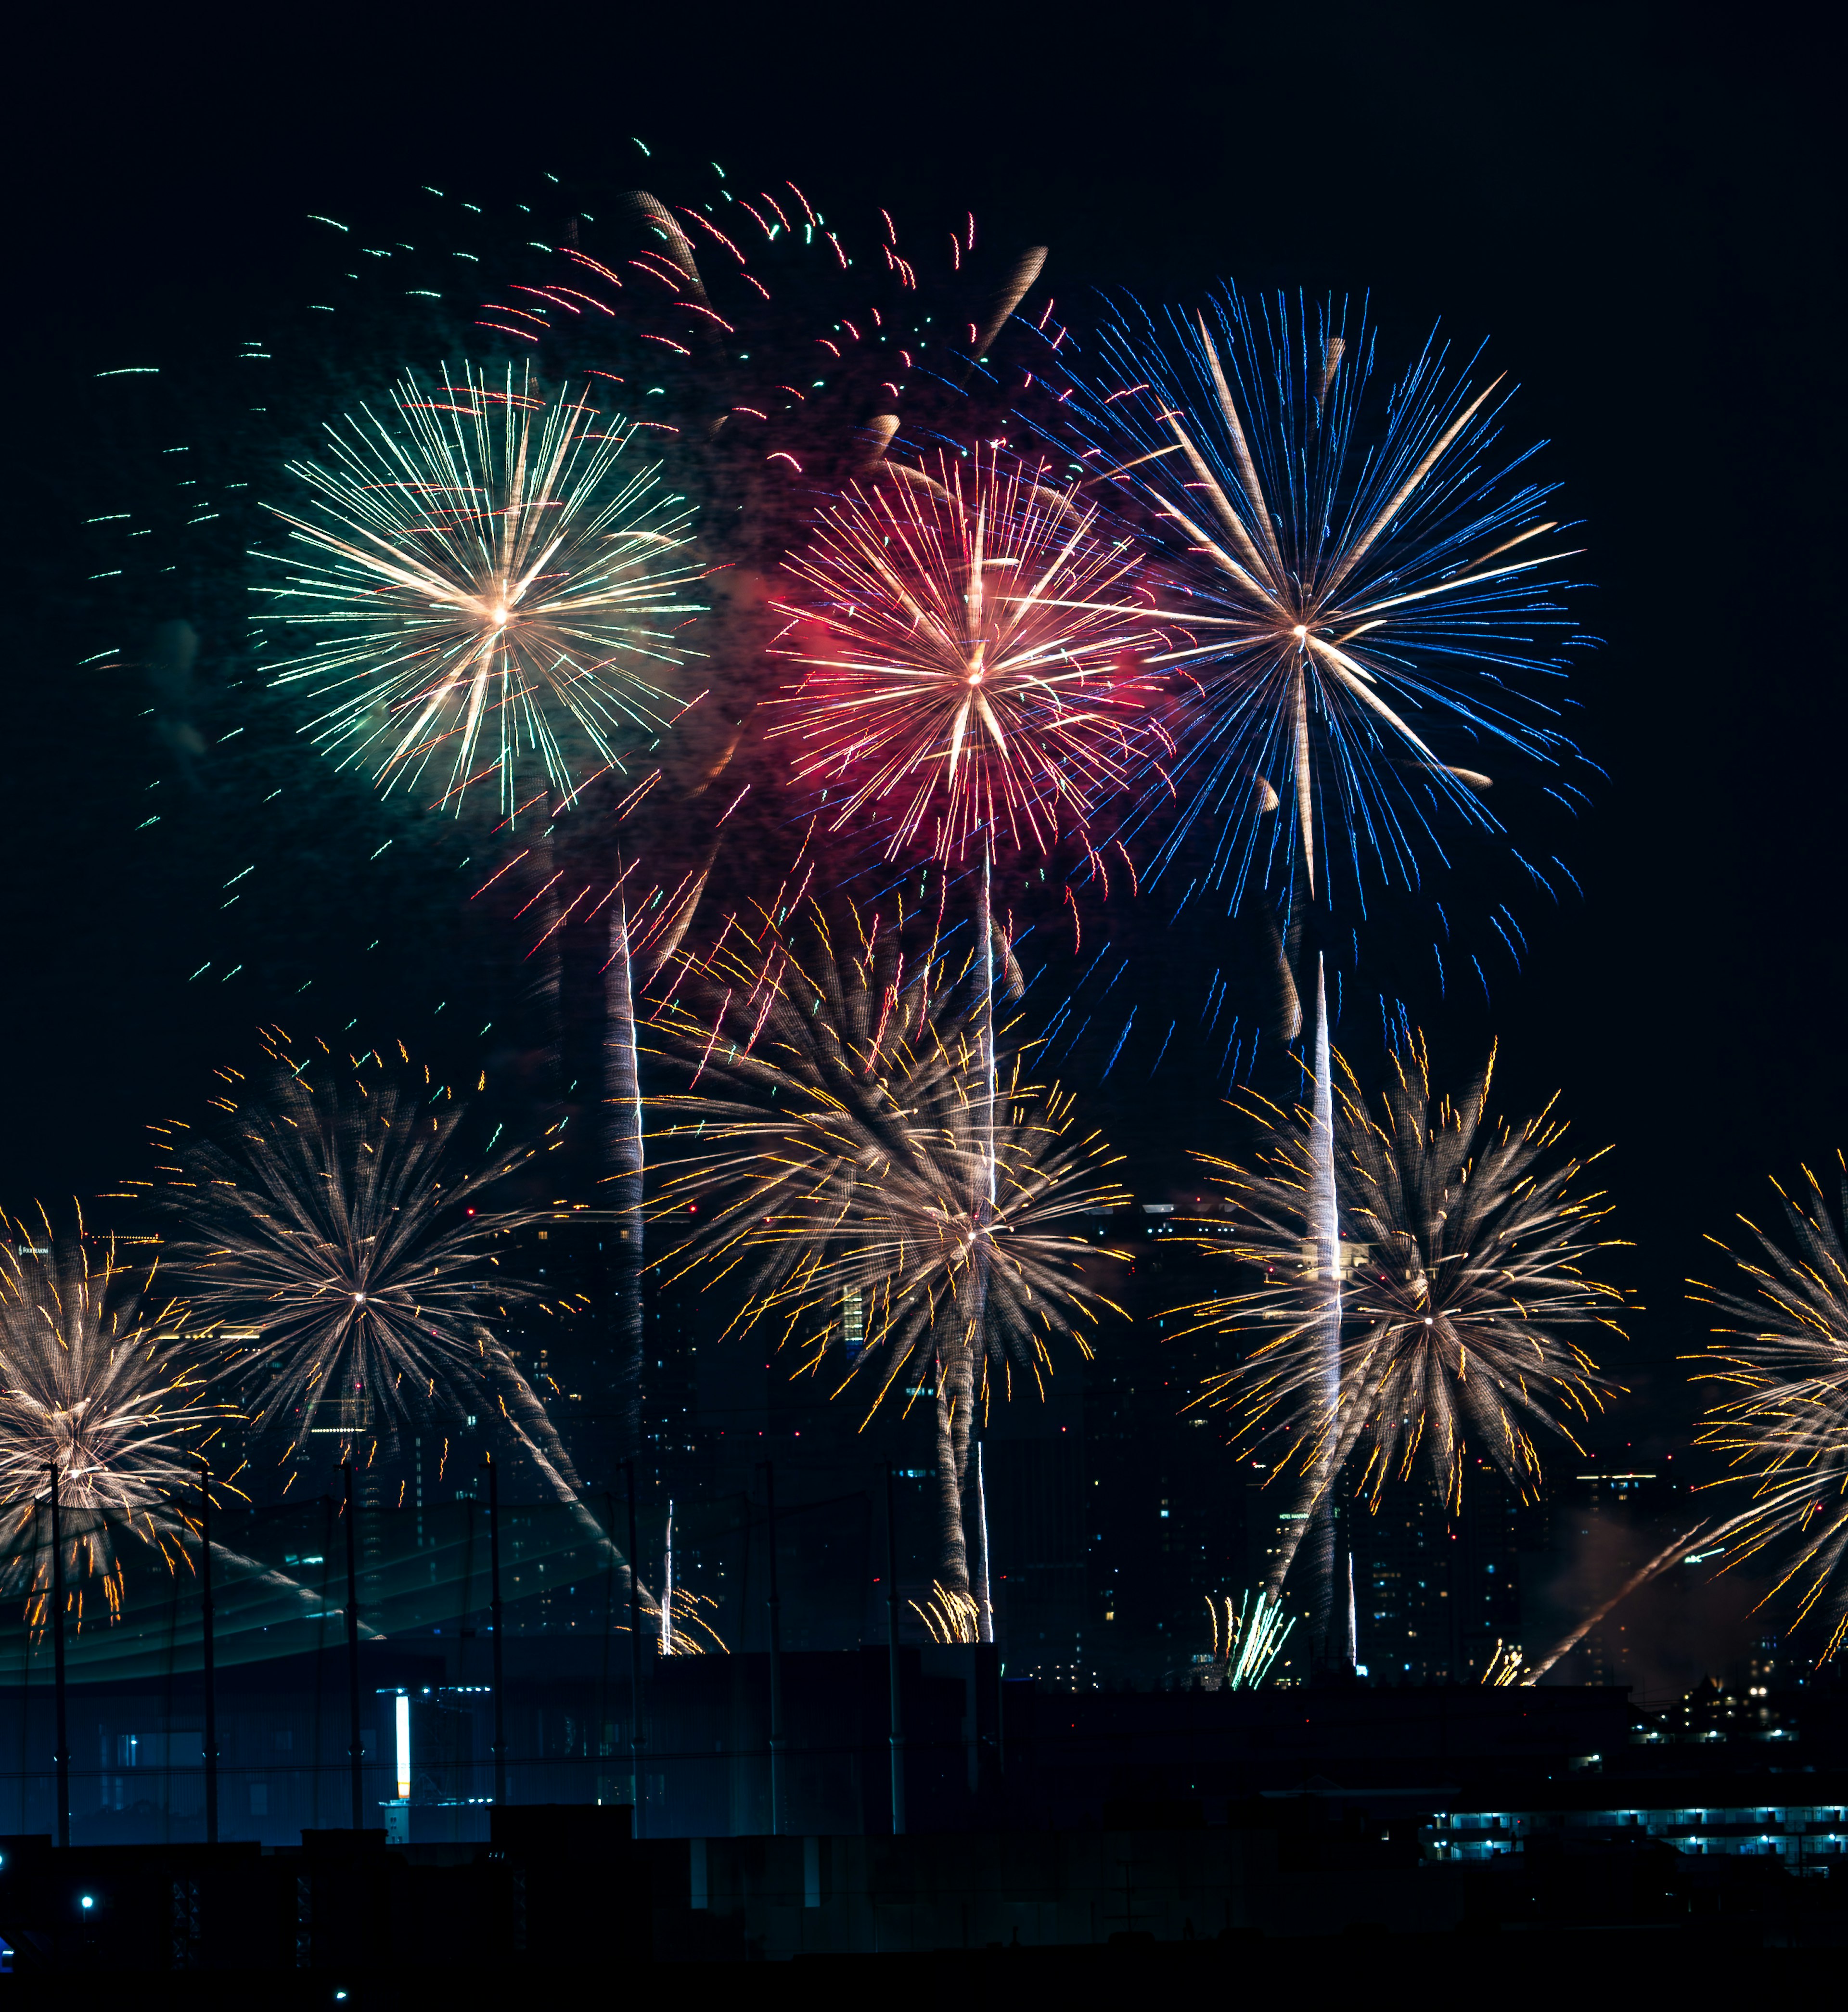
left=647, top=900, right=1129, bottom=1596
left=1185, top=1034, right=1622, bottom=1589
left=0, top=1220, right=225, bottom=1617
left=1057, top=288, right=1585, bottom=914
left=771, top=444, right=1163, bottom=862
left=257, top=362, right=703, bottom=816
left=1689, top=1156, right=1848, bottom=1657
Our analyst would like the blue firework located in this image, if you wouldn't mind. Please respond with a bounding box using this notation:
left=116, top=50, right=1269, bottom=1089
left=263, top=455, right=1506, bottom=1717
left=1050, top=287, right=1591, bottom=925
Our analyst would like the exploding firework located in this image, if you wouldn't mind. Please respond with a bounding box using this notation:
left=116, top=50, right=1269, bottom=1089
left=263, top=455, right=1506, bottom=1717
left=0, top=1219, right=225, bottom=1618
left=646, top=900, right=1129, bottom=1598
left=1689, top=1156, right=1848, bottom=1657
left=257, top=362, right=704, bottom=817
left=1054, top=288, right=1586, bottom=919
left=154, top=1040, right=586, bottom=1499
left=1185, top=1034, right=1622, bottom=1589
left=770, top=443, right=1165, bottom=863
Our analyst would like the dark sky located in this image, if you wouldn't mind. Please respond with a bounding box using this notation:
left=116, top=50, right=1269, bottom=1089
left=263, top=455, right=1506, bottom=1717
left=5, top=3, right=1841, bottom=1468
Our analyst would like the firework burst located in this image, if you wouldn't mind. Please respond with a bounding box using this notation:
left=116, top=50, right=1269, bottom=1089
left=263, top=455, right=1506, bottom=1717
left=0, top=1218, right=225, bottom=1618
left=770, top=443, right=1164, bottom=862
left=257, top=362, right=704, bottom=817
left=1186, top=1034, right=1622, bottom=1587
left=647, top=900, right=1129, bottom=1596
left=1689, top=1156, right=1848, bottom=1657
left=1056, top=288, right=1585, bottom=917
left=155, top=1041, right=584, bottom=1495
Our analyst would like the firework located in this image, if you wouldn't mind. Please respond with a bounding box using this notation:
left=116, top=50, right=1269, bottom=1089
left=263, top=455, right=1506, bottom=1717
left=1186, top=1033, right=1622, bottom=1592
left=1689, top=1156, right=1848, bottom=1657
left=647, top=900, right=1129, bottom=1599
left=1203, top=1587, right=1297, bottom=1690
left=770, top=443, right=1164, bottom=862
left=257, top=362, right=703, bottom=817
left=496, top=176, right=1073, bottom=881
left=1055, top=288, right=1584, bottom=918
left=0, top=1220, right=225, bottom=1618
left=155, top=1041, right=583, bottom=1492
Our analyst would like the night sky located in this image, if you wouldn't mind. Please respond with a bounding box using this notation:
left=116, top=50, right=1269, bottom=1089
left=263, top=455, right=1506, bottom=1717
left=6, top=6, right=1840, bottom=1485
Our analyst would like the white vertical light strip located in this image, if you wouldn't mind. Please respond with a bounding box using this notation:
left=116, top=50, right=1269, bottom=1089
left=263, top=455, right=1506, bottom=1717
left=395, top=1692, right=411, bottom=1801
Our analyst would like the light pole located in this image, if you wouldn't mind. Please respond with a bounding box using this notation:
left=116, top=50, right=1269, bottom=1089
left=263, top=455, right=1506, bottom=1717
left=763, top=1462, right=784, bottom=1837
left=486, top=1454, right=507, bottom=1808
left=343, top=1462, right=363, bottom=1830
left=886, top=1464, right=905, bottom=1836
left=198, top=1457, right=218, bottom=1844
left=47, top=1462, right=69, bottom=1848
left=625, top=1459, right=644, bottom=1836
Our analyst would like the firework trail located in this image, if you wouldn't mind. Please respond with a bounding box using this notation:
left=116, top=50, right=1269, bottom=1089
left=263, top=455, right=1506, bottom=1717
left=0, top=1218, right=228, bottom=1623
left=1184, top=1033, right=1623, bottom=1596
left=1048, top=287, right=1587, bottom=1004
left=1204, top=1588, right=1297, bottom=1689
left=256, top=362, right=703, bottom=820
left=153, top=1039, right=590, bottom=1501
left=646, top=899, right=1129, bottom=1600
left=1688, top=1155, right=1848, bottom=1659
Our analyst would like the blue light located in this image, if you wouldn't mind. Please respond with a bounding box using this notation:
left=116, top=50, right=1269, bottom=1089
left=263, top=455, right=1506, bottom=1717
left=80, top=1895, right=95, bottom=1911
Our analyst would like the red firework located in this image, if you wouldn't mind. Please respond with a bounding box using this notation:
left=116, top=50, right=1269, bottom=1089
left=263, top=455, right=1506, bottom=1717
left=770, top=444, right=1168, bottom=863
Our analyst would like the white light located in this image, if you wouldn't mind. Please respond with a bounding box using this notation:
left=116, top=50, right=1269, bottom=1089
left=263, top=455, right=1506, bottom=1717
left=80, top=1895, right=95, bottom=1910
left=395, top=1693, right=411, bottom=1801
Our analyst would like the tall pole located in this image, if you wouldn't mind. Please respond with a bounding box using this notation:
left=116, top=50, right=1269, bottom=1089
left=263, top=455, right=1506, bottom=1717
left=763, top=1461, right=784, bottom=1837
left=625, top=1459, right=643, bottom=1836
left=47, top=1464, right=69, bottom=1848
left=343, top=1463, right=363, bottom=1830
left=486, top=1455, right=507, bottom=1808
left=198, top=1457, right=218, bottom=1845
left=885, top=1463, right=905, bottom=1836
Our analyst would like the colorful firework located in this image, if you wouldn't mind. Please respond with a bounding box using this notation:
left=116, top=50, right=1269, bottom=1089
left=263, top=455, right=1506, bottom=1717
left=646, top=900, right=1129, bottom=1598
left=0, top=1219, right=226, bottom=1618
left=770, top=443, right=1165, bottom=862
left=257, top=362, right=704, bottom=817
left=1185, top=1033, right=1622, bottom=1589
left=1204, top=1587, right=1297, bottom=1689
left=1689, top=1156, right=1848, bottom=1657
left=154, top=1039, right=583, bottom=1494
left=490, top=173, right=1071, bottom=865
left=1054, top=288, right=1586, bottom=917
